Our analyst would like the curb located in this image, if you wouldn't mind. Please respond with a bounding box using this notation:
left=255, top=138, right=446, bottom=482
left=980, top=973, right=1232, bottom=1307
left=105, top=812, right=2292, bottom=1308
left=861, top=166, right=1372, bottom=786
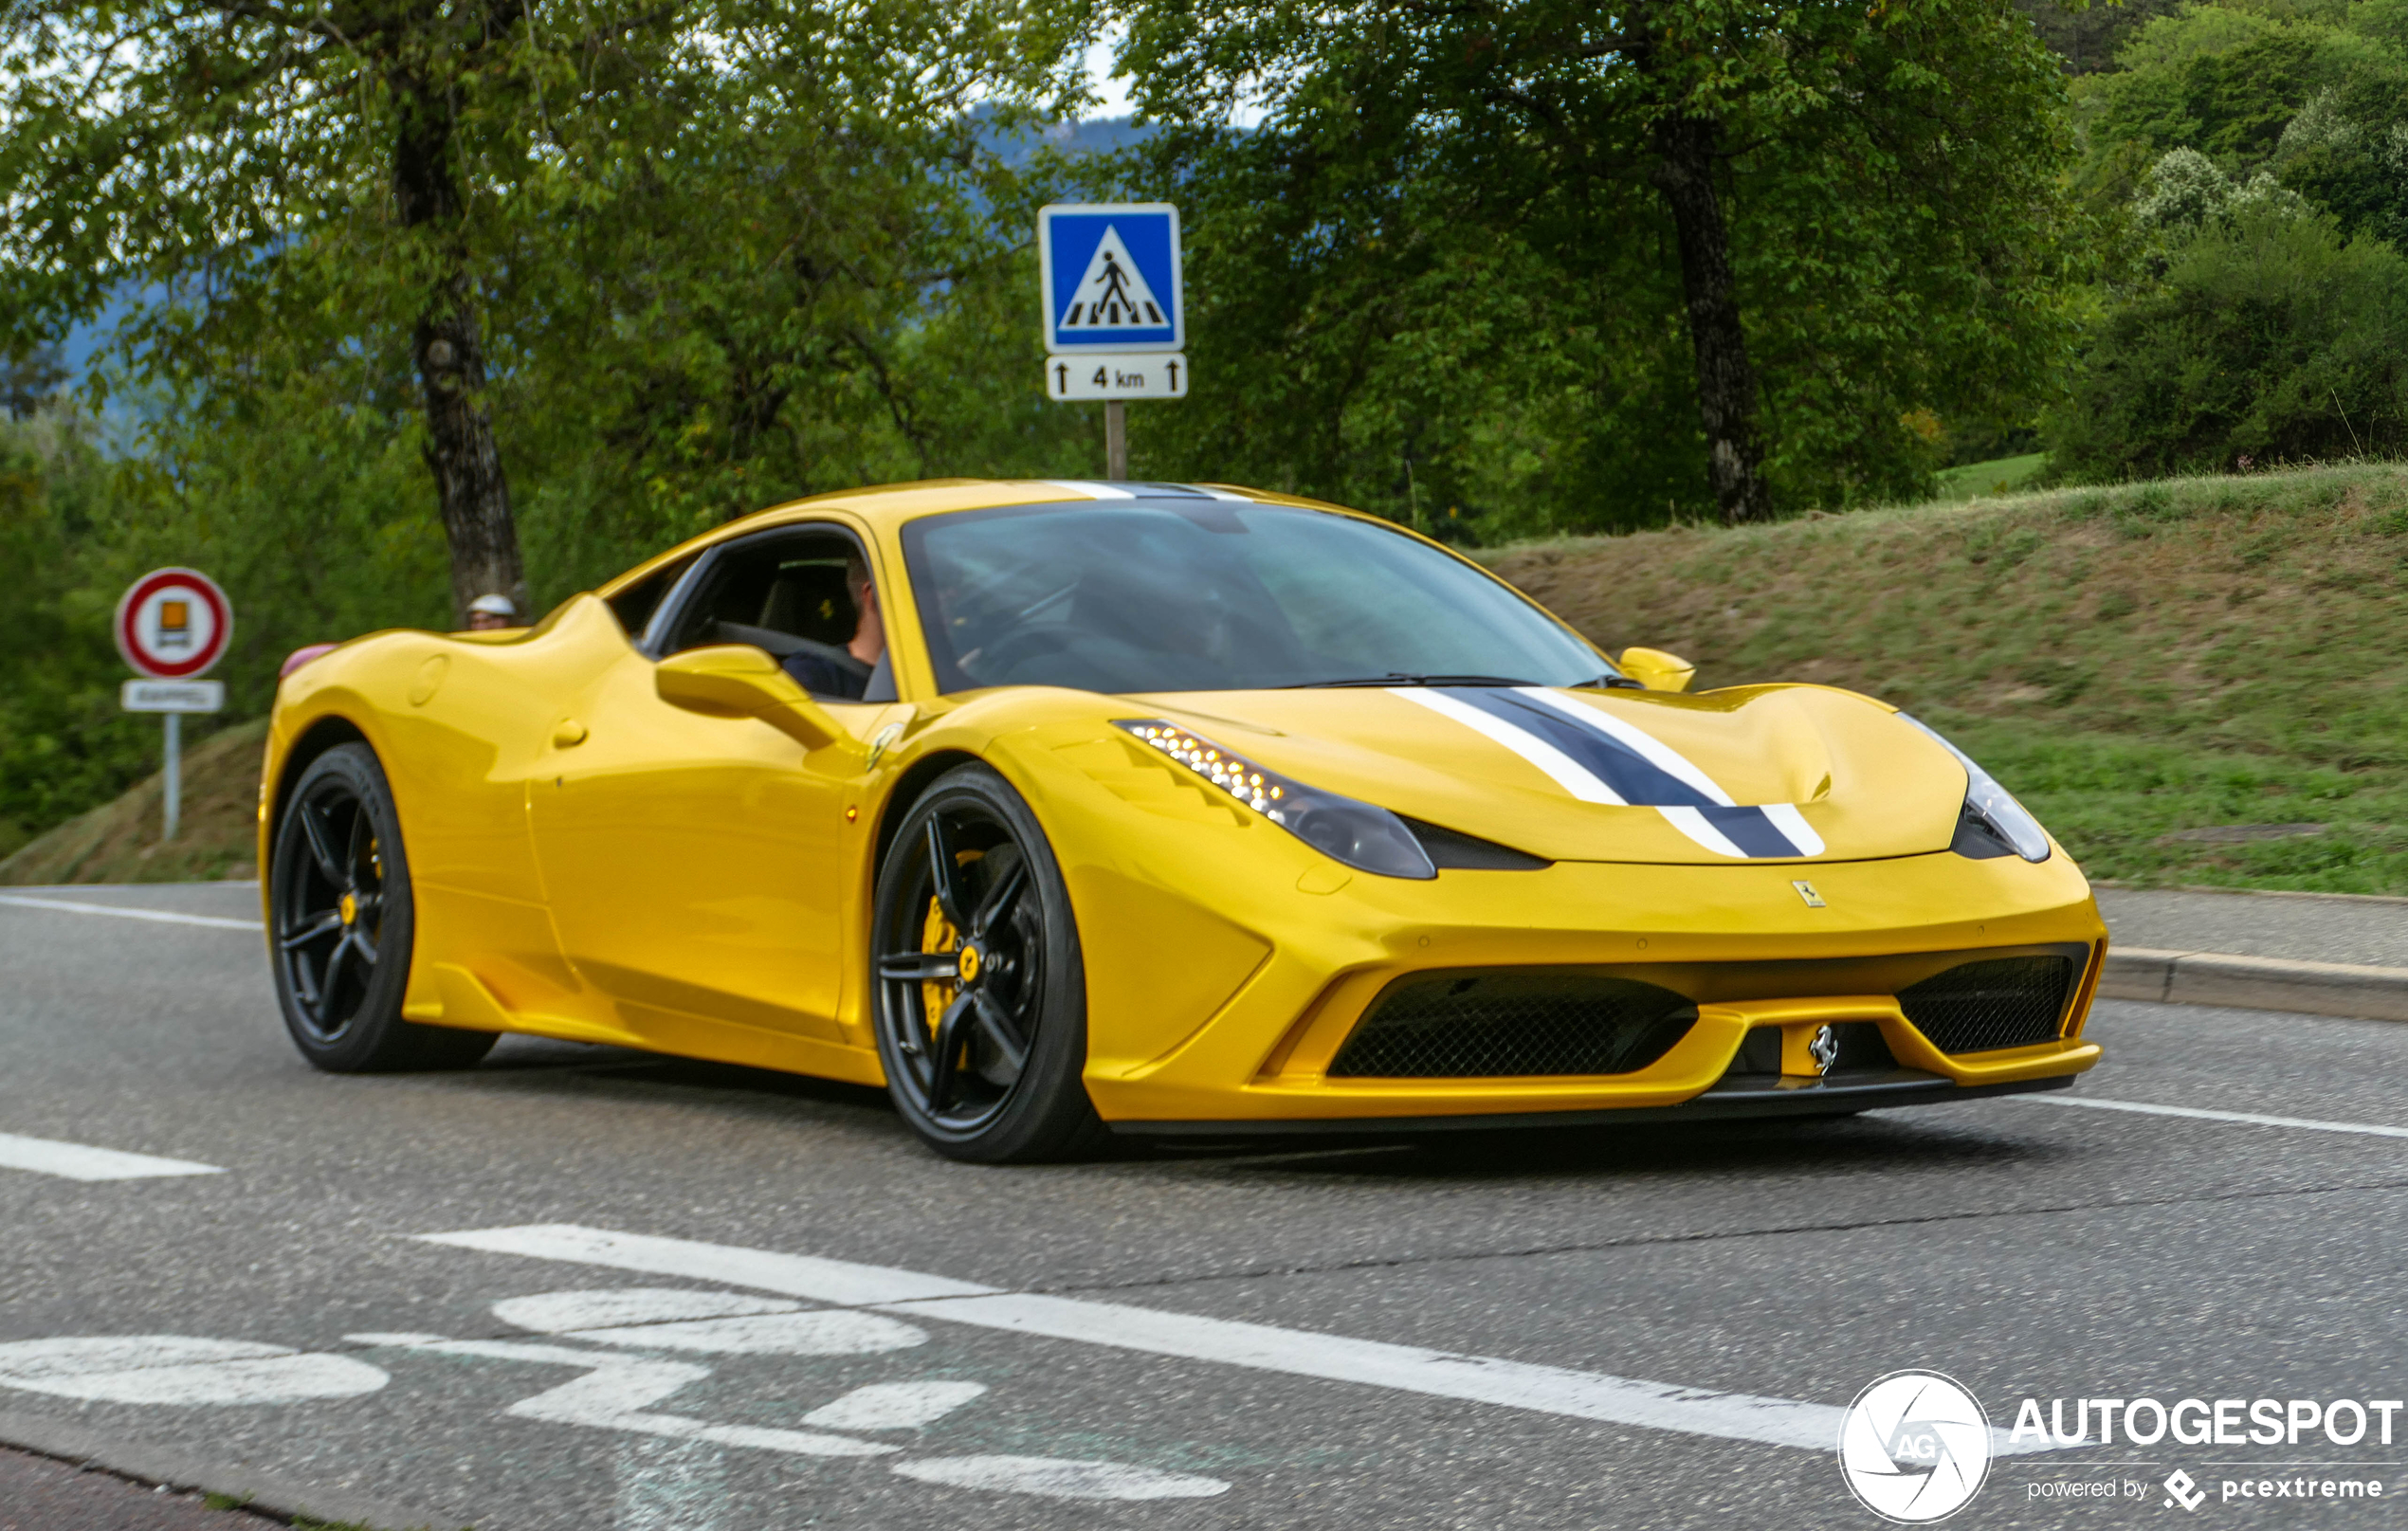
left=2101, top=947, right=2408, bottom=1023
left=0, top=1407, right=451, bottom=1529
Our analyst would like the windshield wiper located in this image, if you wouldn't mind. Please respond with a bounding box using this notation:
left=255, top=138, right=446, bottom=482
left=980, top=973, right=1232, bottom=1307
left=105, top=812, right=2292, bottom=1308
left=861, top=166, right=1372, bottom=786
left=1285, top=673, right=1542, bottom=689
left=1575, top=673, right=1647, bottom=690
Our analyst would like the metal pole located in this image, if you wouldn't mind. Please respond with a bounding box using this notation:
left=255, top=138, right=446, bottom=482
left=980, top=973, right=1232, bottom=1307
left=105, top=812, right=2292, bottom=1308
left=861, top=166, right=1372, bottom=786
left=1105, top=399, right=1127, bottom=482
left=162, top=712, right=180, bottom=843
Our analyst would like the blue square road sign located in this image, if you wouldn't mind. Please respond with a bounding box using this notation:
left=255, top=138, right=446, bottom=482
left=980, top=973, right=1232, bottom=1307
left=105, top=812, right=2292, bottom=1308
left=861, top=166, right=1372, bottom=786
left=1039, top=204, right=1182, bottom=354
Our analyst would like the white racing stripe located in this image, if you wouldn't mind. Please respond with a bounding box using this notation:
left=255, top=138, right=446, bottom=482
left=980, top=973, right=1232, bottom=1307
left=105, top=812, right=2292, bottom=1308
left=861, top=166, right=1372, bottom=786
left=1511, top=689, right=1734, bottom=805
left=421, top=1224, right=2060, bottom=1456
left=1654, top=807, right=1747, bottom=858
left=1760, top=804, right=1827, bottom=857
left=0, top=893, right=258, bottom=931
left=1389, top=689, right=1626, bottom=806
left=2011, top=1094, right=2408, bottom=1140
left=0, top=1131, right=225, bottom=1180
left=1036, top=480, right=1135, bottom=501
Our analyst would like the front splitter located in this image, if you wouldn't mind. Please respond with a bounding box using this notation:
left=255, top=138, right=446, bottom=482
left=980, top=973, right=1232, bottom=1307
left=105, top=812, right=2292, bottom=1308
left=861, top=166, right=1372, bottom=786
left=1106, top=1068, right=2075, bottom=1139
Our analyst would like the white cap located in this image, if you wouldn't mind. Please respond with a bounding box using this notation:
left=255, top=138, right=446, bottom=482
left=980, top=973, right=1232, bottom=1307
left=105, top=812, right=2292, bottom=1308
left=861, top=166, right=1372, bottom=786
left=467, top=593, right=518, bottom=619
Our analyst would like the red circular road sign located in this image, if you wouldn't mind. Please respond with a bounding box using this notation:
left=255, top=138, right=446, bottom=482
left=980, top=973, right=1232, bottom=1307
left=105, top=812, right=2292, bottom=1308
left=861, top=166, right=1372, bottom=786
left=115, top=568, right=233, bottom=680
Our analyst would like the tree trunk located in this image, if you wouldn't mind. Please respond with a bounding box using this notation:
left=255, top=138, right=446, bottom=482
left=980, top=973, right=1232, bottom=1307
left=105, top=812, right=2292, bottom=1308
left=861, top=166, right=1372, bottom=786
left=393, top=76, right=526, bottom=627
left=1651, top=111, right=1772, bottom=524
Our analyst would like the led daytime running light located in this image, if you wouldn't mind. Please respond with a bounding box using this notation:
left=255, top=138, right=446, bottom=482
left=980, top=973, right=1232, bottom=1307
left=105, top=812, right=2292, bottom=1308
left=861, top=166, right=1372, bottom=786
left=1118, top=721, right=1290, bottom=821
left=1113, top=720, right=1436, bottom=880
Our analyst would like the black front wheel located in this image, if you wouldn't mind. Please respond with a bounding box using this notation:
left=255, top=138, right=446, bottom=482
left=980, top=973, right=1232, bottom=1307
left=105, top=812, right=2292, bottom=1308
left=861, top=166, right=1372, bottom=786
left=269, top=742, right=495, bottom=1072
left=869, top=764, right=1104, bottom=1162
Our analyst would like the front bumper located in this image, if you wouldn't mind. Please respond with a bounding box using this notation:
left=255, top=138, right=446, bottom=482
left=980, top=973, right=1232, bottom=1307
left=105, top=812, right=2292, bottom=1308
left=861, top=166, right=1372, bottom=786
left=1069, top=848, right=2107, bottom=1124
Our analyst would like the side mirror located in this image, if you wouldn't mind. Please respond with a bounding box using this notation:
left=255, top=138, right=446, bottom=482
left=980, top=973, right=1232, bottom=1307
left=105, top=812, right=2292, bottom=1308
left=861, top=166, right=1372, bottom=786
left=656, top=646, right=851, bottom=753
left=1617, top=647, right=1697, bottom=693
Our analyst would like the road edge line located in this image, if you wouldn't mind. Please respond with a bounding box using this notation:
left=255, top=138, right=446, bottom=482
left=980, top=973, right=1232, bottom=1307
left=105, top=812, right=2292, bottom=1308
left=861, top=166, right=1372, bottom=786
left=0, top=1406, right=451, bottom=1530
left=2099, top=947, right=2408, bottom=1023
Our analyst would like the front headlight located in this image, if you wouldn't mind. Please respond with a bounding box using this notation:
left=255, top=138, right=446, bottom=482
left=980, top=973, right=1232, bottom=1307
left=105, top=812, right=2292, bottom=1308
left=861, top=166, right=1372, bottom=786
left=1900, top=715, right=2052, bottom=863
left=1115, top=720, right=1437, bottom=880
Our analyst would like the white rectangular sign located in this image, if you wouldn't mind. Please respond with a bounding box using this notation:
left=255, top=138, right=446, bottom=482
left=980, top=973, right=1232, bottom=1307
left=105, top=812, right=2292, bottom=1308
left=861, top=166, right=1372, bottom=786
left=122, top=679, right=225, bottom=713
left=1045, top=354, right=1190, bottom=401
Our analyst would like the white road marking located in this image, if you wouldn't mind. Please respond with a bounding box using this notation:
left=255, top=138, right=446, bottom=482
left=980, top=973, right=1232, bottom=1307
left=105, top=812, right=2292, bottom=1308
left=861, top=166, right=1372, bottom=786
left=802, top=1380, right=989, bottom=1431
left=493, top=1286, right=926, bottom=1355
left=424, top=1224, right=1959, bottom=1454
left=0, top=1131, right=224, bottom=1181
left=0, top=893, right=257, bottom=931
left=2012, top=1094, right=2408, bottom=1140
left=0, top=1337, right=386, bottom=1405
left=891, top=1455, right=1229, bottom=1501
left=348, top=1332, right=894, bottom=1458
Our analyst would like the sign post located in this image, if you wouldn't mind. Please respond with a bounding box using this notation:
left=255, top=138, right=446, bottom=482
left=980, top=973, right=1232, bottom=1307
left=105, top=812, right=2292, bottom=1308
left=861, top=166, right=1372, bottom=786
left=114, top=569, right=232, bottom=843
left=1039, top=203, right=1185, bottom=480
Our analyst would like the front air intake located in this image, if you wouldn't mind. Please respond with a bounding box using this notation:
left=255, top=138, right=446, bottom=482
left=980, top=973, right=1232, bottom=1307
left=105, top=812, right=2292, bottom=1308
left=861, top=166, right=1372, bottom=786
left=1897, top=956, right=2074, bottom=1054
left=1328, top=971, right=1697, bottom=1078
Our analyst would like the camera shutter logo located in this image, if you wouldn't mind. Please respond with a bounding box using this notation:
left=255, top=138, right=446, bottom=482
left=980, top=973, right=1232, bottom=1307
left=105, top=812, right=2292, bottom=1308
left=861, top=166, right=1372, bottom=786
left=1837, top=1370, right=1993, bottom=1522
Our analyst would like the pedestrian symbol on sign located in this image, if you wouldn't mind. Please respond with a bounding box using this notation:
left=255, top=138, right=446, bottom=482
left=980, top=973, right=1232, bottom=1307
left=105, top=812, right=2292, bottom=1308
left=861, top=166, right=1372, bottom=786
left=1060, top=228, right=1167, bottom=331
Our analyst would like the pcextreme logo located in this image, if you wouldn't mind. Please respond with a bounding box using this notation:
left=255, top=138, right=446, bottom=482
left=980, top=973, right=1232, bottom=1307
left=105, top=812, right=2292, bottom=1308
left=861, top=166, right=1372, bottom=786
left=1837, top=1370, right=1994, bottom=1523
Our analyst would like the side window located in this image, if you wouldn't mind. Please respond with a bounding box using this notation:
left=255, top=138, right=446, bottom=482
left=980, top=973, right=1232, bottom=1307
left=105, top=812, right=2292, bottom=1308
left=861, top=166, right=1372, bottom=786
left=657, top=529, right=893, bottom=702
left=606, top=556, right=691, bottom=639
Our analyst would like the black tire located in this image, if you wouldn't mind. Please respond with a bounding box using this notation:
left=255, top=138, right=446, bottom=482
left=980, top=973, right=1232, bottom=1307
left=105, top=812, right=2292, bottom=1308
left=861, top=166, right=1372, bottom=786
left=269, top=742, right=496, bottom=1072
left=869, top=763, right=1106, bottom=1162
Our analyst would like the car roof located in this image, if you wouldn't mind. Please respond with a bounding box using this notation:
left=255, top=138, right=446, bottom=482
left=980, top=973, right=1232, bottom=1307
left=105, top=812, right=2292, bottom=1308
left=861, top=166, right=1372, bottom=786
left=593, top=478, right=1354, bottom=599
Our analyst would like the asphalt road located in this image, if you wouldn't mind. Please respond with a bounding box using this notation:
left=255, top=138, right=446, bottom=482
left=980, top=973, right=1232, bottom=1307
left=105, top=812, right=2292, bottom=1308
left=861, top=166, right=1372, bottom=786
left=2, top=883, right=2404, bottom=1530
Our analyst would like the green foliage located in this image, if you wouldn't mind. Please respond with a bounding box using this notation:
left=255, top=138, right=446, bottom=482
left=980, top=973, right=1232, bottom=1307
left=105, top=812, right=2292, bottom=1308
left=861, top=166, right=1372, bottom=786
left=0, top=411, right=153, bottom=858
left=1104, top=0, right=2090, bottom=535
left=2050, top=203, right=2408, bottom=475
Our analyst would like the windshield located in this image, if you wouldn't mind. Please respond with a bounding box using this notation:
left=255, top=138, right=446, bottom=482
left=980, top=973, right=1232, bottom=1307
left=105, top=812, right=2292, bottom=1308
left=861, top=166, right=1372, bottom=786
left=901, top=499, right=1612, bottom=695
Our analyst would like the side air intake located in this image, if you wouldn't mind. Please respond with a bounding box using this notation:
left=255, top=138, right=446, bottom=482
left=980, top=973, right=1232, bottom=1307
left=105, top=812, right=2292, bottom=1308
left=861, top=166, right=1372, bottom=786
left=1897, top=956, right=2074, bottom=1054
left=1328, top=972, right=1696, bottom=1078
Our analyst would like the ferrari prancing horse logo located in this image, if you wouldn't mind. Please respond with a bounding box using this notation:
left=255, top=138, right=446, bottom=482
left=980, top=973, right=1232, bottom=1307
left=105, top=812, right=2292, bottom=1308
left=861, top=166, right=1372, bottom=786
left=1792, top=880, right=1826, bottom=908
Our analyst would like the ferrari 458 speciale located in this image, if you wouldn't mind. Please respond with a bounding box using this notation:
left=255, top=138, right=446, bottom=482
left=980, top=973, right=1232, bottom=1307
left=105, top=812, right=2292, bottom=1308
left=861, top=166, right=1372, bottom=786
left=261, top=480, right=2104, bottom=1160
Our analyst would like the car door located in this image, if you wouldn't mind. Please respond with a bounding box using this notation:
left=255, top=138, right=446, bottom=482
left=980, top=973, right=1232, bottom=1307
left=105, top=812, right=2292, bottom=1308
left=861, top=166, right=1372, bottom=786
left=528, top=522, right=893, bottom=1048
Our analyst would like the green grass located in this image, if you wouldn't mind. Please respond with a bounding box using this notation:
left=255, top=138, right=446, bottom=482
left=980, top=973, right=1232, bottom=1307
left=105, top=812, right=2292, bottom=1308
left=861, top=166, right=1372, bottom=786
left=1934, top=452, right=2046, bottom=501
left=1487, top=463, right=2408, bottom=892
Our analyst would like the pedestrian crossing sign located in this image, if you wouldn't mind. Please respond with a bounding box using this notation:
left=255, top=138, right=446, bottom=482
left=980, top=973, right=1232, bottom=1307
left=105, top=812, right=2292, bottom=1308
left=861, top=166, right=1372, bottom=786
left=1040, top=203, right=1182, bottom=353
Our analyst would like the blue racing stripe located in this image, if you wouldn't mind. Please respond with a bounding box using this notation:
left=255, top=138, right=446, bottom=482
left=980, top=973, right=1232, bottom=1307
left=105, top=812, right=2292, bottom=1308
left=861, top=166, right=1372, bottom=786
left=1695, top=805, right=1802, bottom=857
left=1439, top=689, right=1718, bottom=808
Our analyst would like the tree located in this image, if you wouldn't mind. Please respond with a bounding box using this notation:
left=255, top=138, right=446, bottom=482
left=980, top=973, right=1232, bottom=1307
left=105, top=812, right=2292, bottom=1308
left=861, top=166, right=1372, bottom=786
left=1117, top=0, right=2087, bottom=522
left=1, top=0, right=1080, bottom=620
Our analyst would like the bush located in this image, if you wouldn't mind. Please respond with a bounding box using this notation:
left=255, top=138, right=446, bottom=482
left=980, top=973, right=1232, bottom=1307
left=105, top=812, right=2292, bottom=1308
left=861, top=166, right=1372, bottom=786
left=2049, top=202, right=2408, bottom=476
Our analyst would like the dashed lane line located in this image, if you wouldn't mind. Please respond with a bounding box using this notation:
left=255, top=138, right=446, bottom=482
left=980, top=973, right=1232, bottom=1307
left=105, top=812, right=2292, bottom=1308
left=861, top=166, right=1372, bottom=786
left=0, top=1132, right=225, bottom=1181
left=0, top=894, right=257, bottom=932
left=2011, top=1094, right=2408, bottom=1141
left=423, top=1223, right=2060, bottom=1456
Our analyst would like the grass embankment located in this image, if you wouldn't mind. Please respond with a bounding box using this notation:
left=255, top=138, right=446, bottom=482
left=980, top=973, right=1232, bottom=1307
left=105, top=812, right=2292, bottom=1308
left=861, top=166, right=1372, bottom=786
left=1490, top=464, right=2408, bottom=894
left=0, top=720, right=265, bottom=885
left=15, top=465, right=2408, bottom=894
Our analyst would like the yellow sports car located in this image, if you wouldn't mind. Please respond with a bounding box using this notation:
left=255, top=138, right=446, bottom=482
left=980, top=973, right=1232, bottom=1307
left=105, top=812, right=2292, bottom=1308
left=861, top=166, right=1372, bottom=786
left=261, top=480, right=2105, bottom=1161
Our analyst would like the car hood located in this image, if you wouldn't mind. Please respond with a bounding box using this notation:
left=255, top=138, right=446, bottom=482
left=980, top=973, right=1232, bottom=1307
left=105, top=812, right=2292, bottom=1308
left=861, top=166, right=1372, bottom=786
left=1117, top=684, right=1972, bottom=865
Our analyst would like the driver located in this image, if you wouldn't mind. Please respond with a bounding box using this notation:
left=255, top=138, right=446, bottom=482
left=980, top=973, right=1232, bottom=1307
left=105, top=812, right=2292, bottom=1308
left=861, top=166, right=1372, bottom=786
left=780, top=555, right=885, bottom=700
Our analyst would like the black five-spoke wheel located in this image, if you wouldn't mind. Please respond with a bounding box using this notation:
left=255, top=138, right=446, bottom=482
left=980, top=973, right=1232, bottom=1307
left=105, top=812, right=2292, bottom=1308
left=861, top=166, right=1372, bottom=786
left=269, top=743, right=494, bottom=1072
left=870, top=764, right=1104, bottom=1161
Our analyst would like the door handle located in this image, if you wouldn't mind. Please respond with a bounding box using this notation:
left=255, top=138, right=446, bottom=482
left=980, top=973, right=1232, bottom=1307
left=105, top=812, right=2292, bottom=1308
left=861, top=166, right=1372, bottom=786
left=553, top=719, right=589, bottom=748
